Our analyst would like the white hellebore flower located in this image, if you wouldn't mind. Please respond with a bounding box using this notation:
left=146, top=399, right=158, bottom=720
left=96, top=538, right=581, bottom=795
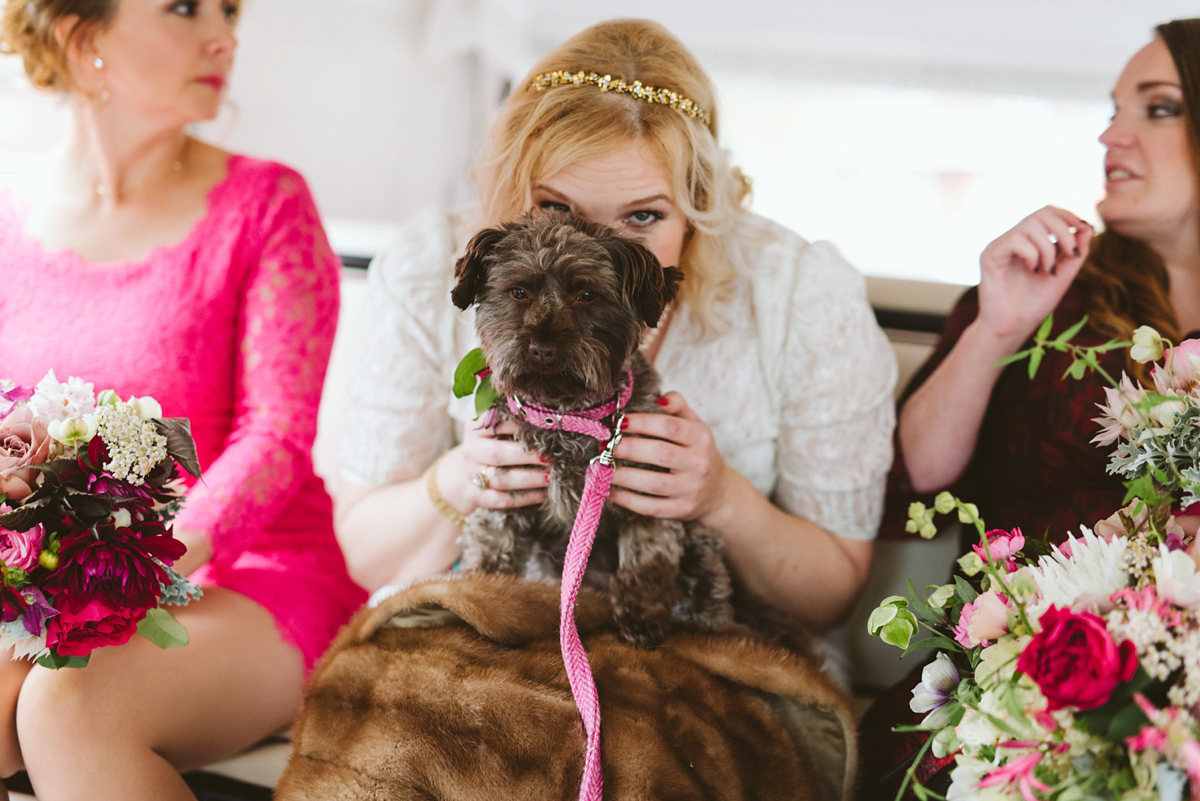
left=910, top=652, right=960, bottom=730
left=1152, top=546, right=1200, bottom=611
left=1130, top=325, right=1166, bottom=364
left=126, top=396, right=163, bottom=422
left=46, top=415, right=98, bottom=448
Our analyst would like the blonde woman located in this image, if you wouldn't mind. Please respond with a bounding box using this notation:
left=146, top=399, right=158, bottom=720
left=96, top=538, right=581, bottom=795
left=338, top=18, right=896, bottom=679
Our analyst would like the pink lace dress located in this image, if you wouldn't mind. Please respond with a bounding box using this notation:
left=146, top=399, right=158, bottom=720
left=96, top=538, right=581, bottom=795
left=0, top=155, right=366, bottom=672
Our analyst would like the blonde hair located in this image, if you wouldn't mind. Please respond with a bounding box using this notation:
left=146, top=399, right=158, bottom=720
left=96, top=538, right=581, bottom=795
left=473, top=19, right=752, bottom=334
left=0, top=0, right=118, bottom=92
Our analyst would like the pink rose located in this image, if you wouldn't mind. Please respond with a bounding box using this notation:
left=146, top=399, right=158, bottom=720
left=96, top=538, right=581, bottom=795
left=0, top=524, right=44, bottom=572
left=0, top=406, right=52, bottom=501
left=1017, top=605, right=1137, bottom=711
left=973, top=527, right=1025, bottom=572
left=45, top=597, right=148, bottom=658
left=953, top=590, right=1011, bottom=648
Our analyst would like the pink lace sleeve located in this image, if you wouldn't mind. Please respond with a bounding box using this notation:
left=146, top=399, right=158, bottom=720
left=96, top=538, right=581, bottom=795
left=173, top=169, right=338, bottom=557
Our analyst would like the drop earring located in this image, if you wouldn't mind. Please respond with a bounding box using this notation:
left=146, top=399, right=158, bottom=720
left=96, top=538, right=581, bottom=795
left=93, top=57, right=109, bottom=103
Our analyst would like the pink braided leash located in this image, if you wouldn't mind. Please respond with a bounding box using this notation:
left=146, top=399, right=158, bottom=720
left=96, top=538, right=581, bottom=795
left=506, top=370, right=635, bottom=801
left=560, top=457, right=614, bottom=801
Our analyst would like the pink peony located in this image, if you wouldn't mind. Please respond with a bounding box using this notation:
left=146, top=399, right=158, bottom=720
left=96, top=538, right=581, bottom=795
left=973, top=527, right=1025, bottom=572
left=45, top=596, right=148, bottom=657
left=953, top=591, right=1011, bottom=648
left=1017, top=605, right=1137, bottom=711
left=0, top=524, right=44, bottom=572
left=0, top=406, right=53, bottom=501
left=1153, top=338, right=1200, bottom=391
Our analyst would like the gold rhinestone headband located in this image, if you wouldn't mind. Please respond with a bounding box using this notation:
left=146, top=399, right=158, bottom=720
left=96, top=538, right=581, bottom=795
left=527, top=70, right=712, bottom=128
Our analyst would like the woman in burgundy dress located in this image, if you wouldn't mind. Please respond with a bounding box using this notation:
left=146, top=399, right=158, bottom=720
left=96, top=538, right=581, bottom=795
left=859, top=18, right=1200, bottom=800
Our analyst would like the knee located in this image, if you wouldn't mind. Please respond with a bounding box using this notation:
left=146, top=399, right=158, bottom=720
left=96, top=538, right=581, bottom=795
left=15, top=668, right=97, bottom=758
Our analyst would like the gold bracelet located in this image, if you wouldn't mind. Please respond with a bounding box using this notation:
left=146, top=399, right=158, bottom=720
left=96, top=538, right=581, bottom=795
left=424, top=454, right=467, bottom=526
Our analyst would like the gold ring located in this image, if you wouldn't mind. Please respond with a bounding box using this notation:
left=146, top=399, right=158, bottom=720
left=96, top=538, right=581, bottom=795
left=473, top=467, right=490, bottom=490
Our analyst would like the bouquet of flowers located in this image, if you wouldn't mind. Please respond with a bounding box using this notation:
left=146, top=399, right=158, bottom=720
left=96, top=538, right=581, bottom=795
left=869, top=321, right=1200, bottom=801
left=0, top=371, right=201, bottom=669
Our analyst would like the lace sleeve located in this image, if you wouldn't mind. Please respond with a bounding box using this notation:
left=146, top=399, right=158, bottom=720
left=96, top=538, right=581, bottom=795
left=774, top=242, right=897, bottom=541
left=340, top=209, right=460, bottom=487
left=173, top=169, right=338, bottom=556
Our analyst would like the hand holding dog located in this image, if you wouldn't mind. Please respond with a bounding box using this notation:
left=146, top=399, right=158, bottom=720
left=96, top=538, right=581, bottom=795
left=445, top=419, right=550, bottom=512
left=610, top=391, right=732, bottom=523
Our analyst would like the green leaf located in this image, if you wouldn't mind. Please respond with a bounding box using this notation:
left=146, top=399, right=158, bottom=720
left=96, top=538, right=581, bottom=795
left=1063, top=359, right=1088, bottom=380
left=36, top=652, right=90, bottom=669
left=1106, top=701, right=1150, bottom=741
left=1052, top=315, right=1089, bottom=346
left=1027, top=347, right=1044, bottom=379
left=1035, top=313, right=1054, bottom=342
left=954, top=575, right=979, bottom=605
left=154, top=418, right=201, bottom=478
left=473, top=375, right=501, bottom=417
left=995, top=349, right=1032, bottom=366
left=453, top=348, right=488, bottom=398
left=137, top=607, right=190, bottom=650
left=1094, top=340, right=1132, bottom=353
left=902, top=634, right=962, bottom=656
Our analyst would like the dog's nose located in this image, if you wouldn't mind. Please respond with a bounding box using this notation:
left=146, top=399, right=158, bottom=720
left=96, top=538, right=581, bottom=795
left=528, top=339, right=557, bottom=364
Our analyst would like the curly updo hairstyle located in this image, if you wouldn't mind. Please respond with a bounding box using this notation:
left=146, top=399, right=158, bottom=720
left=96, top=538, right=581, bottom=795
left=0, top=0, right=118, bottom=91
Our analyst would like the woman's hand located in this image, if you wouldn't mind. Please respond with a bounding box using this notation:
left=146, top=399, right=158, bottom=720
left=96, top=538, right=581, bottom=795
left=608, top=392, right=731, bottom=523
left=439, top=419, right=549, bottom=514
left=976, top=206, right=1095, bottom=346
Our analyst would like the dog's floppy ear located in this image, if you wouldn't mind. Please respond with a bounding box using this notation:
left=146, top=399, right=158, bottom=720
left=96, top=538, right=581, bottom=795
left=452, top=227, right=509, bottom=310
left=605, top=236, right=683, bottom=327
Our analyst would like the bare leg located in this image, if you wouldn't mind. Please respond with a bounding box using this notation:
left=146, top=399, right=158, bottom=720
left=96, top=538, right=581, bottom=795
left=17, top=587, right=304, bottom=801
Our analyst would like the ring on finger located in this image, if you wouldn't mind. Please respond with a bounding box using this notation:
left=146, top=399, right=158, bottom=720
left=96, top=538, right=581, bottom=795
left=473, top=467, right=491, bottom=490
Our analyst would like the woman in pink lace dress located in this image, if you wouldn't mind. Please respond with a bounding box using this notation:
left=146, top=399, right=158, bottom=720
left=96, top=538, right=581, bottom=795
left=0, top=1, right=365, bottom=799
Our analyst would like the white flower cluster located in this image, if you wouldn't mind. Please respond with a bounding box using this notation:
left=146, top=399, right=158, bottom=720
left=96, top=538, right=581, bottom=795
left=1106, top=606, right=1180, bottom=681
left=95, top=403, right=167, bottom=485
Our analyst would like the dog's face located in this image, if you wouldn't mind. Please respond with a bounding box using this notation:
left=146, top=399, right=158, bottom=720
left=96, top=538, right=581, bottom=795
left=452, top=213, right=682, bottom=407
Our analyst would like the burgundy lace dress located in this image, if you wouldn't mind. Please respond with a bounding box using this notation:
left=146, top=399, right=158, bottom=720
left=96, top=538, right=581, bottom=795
left=0, top=155, right=366, bottom=673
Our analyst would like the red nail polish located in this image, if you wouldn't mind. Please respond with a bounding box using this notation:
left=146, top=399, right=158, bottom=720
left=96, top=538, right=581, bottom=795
left=655, top=396, right=669, bottom=407
left=543, top=471, right=551, bottom=482
left=539, top=454, right=551, bottom=464
left=620, top=417, right=630, bottom=430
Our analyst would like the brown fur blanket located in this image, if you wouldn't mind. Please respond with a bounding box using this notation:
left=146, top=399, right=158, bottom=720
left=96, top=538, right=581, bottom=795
left=276, top=574, right=857, bottom=801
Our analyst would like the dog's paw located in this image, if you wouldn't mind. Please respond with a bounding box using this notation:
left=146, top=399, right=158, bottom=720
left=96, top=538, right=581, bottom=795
left=615, top=609, right=672, bottom=649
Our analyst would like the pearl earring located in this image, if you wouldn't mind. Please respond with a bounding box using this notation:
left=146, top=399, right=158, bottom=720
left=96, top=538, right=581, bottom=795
left=93, top=57, right=103, bottom=70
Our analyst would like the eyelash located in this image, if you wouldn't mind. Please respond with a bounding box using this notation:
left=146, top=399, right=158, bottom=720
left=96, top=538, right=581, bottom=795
left=1148, top=99, right=1183, bottom=119
left=167, top=1, right=240, bottom=22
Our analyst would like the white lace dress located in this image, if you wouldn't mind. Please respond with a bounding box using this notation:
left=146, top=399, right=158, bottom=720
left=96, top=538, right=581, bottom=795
left=342, top=207, right=898, bottom=681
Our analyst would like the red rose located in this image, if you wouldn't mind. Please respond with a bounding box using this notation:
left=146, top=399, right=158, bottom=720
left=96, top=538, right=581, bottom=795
left=1017, top=605, right=1138, bottom=711
left=45, top=597, right=149, bottom=657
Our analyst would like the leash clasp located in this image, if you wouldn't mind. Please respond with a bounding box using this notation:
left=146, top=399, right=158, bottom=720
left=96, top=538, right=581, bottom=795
left=591, top=411, right=625, bottom=467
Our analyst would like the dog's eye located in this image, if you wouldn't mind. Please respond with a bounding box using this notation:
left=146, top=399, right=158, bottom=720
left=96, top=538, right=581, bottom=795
left=575, top=291, right=596, bottom=304
left=510, top=288, right=528, bottom=300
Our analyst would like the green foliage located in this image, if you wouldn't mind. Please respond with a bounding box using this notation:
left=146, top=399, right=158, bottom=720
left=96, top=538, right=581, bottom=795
left=452, top=348, right=488, bottom=398
left=136, top=607, right=189, bottom=650
left=36, top=652, right=89, bottom=669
